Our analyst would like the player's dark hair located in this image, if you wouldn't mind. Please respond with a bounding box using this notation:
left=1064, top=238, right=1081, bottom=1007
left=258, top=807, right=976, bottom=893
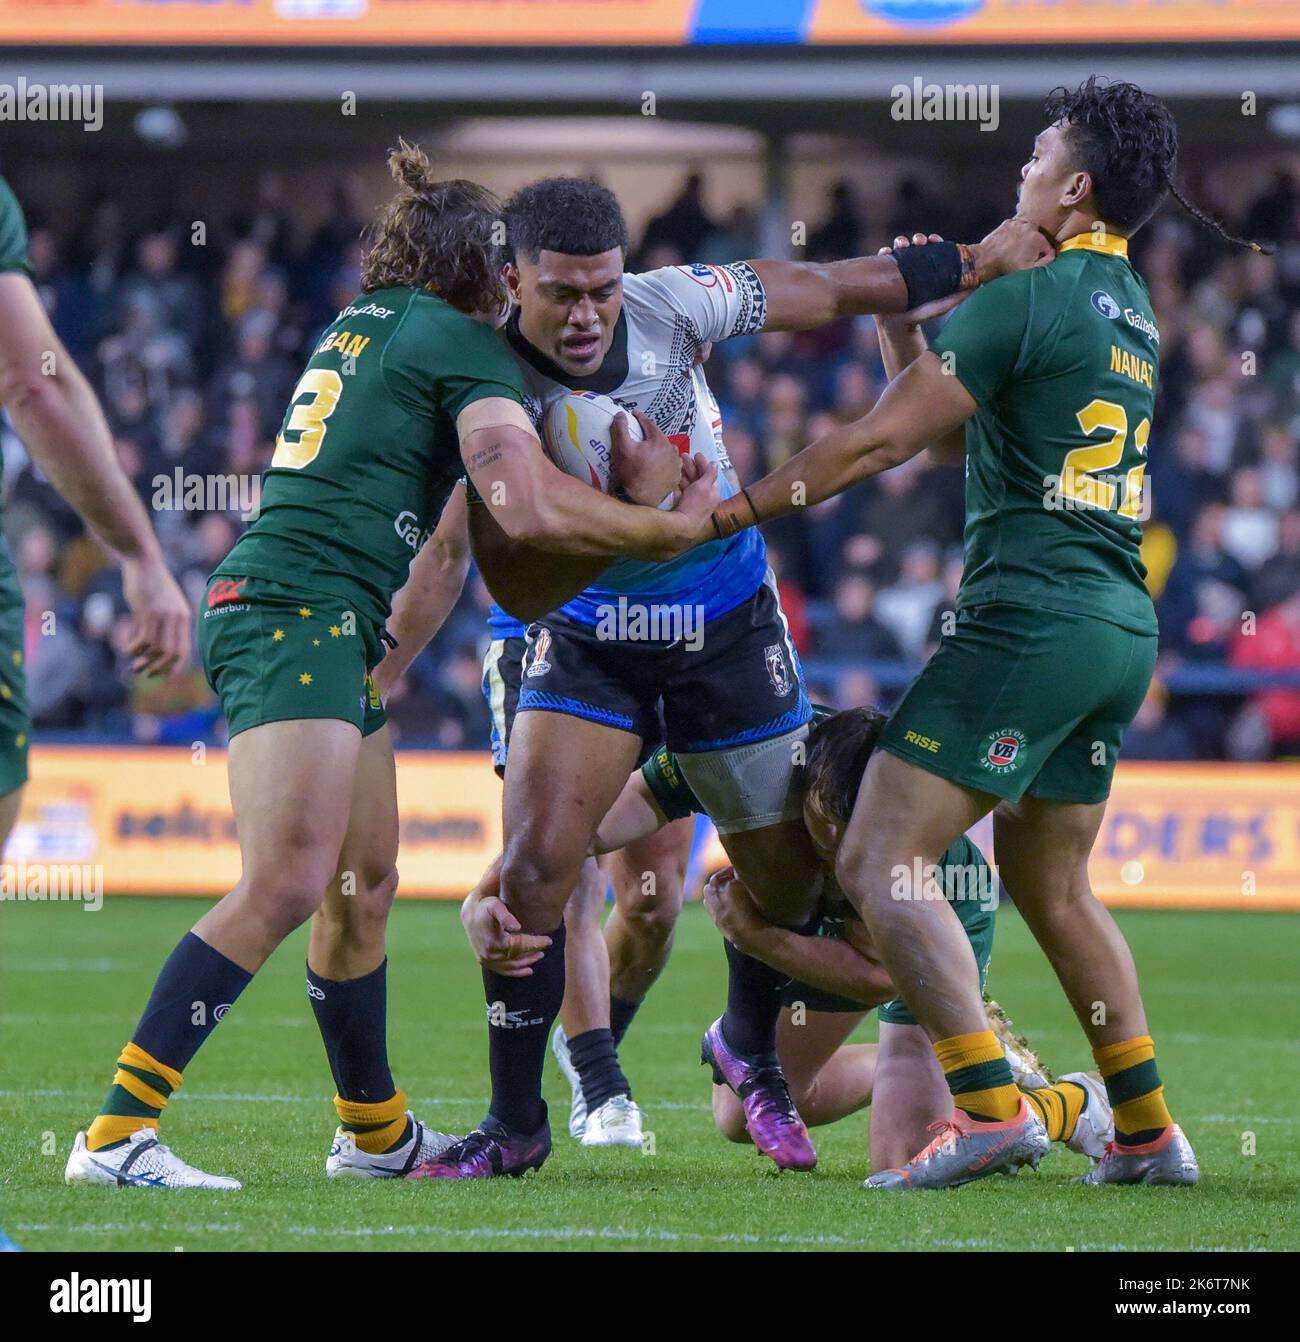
left=503, top=176, right=629, bottom=264
left=800, top=707, right=889, bottom=825
left=361, top=142, right=508, bottom=313
left=1045, top=77, right=1272, bottom=252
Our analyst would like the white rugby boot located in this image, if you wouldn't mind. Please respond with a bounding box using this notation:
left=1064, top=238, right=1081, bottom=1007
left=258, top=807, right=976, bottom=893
left=1077, top=1124, right=1199, bottom=1186
left=580, top=1094, right=644, bottom=1148
left=551, top=1024, right=588, bottom=1139
left=326, top=1110, right=457, bottom=1178
left=65, top=1128, right=241, bottom=1191
left=1059, top=1071, right=1115, bottom=1162
left=985, top=998, right=1052, bottom=1090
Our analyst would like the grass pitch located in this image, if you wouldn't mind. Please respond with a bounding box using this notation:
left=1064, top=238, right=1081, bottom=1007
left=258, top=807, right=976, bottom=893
left=1, top=896, right=1296, bottom=1252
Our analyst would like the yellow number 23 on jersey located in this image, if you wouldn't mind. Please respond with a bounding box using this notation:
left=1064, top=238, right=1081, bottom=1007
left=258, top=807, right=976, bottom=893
left=272, top=368, right=343, bottom=470
left=1060, top=397, right=1150, bottom=520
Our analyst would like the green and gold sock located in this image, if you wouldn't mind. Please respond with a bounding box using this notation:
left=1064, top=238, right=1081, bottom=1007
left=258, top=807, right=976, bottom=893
left=86, top=1043, right=182, bottom=1152
left=1022, top=1081, right=1087, bottom=1144
left=334, top=1088, right=412, bottom=1154
left=1094, top=1035, right=1171, bottom=1146
left=934, top=1030, right=1022, bottom=1122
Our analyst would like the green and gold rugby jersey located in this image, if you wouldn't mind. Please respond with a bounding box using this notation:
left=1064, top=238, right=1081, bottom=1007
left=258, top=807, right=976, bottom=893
left=0, top=176, right=32, bottom=522
left=0, top=176, right=33, bottom=786
left=220, top=288, right=524, bottom=625
left=932, top=233, right=1159, bottom=635
left=0, top=177, right=31, bottom=279
left=0, top=175, right=31, bottom=562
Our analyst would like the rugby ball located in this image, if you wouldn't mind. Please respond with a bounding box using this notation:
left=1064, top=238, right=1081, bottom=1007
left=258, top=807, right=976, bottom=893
left=541, top=390, right=643, bottom=494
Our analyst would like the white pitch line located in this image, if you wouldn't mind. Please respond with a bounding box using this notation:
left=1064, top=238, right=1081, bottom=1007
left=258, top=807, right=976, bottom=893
left=0, top=1087, right=486, bottom=1107
left=13, top=1221, right=1265, bottom=1253
left=0, top=1088, right=1289, bottom=1126
left=0, top=1013, right=311, bottom=1030
left=17, top=1222, right=245, bottom=1236
left=0, top=1087, right=711, bottom=1112
left=1193, top=1114, right=1300, bottom=1125
left=6, top=959, right=130, bottom=973
left=283, top=1223, right=978, bottom=1249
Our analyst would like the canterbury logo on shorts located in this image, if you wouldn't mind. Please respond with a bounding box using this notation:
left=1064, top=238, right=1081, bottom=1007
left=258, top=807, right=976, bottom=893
left=207, top=578, right=250, bottom=609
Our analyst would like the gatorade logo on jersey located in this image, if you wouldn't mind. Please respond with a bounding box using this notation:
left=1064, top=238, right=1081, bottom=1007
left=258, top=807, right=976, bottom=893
left=981, top=727, right=1027, bottom=772
left=1091, top=290, right=1122, bottom=320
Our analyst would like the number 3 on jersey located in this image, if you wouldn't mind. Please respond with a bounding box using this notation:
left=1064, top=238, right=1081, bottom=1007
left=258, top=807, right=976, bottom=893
left=1060, top=397, right=1149, bottom=520
left=272, top=368, right=343, bottom=470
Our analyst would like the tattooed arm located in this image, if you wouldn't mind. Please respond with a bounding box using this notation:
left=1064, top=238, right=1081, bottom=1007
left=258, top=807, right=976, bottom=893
left=456, top=397, right=718, bottom=561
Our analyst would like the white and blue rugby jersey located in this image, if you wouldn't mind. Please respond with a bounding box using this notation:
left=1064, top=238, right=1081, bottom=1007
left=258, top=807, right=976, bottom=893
left=491, top=261, right=769, bottom=633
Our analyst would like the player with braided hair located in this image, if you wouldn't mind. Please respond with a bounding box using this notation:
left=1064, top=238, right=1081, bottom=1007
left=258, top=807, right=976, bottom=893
left=681, top=76, right=1254, bottom=1190
left=1042, top=77, right=1273, bottom=255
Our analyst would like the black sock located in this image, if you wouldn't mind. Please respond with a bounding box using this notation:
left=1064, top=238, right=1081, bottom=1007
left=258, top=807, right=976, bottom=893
left=307, top=959, right=395, bottom=1104
left=568, top=1028, right=630, bottom=1112
left=133, top=932, right=254, bottom=1071
left=610, top=994, right=642, bottom=1048
left=720, top=937, right=789, bottom=1061
left=484, top=922, right=566, bottom=1135
left=720, top=913, right=819, bottom=1061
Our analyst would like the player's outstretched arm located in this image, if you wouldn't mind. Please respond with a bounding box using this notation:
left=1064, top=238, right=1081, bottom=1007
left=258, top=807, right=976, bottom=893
left=0, top=273, right=190, bottom=675
left=750, top=217, right=1053, bottom=331
left=456, top=398, right=718, bottom=561
left=874, top=234, right=968, bottom=464
left=711, top=351, right=978, bottom=540
left=703, top=868, right=894, bottom=1008
left=371, top=482, right=471, bottom=701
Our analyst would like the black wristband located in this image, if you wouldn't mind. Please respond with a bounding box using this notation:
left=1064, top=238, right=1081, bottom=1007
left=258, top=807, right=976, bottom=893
left=890, top=240, right=963, bottom=310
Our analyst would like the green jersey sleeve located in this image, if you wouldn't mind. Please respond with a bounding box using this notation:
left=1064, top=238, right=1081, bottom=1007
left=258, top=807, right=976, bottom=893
left=382, top=295, right=524, bottom=423
left=931, top=270, right=1033, bottom=407
left=640, top=745, right=702, bottom=822
left=941, top=835, right=989, bottom=898
left=0, top=177, right=31, bottom=277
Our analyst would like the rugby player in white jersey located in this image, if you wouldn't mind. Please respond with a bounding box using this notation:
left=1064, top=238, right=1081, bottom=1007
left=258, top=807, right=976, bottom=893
left=413, top=178, right=1052, bottom=1179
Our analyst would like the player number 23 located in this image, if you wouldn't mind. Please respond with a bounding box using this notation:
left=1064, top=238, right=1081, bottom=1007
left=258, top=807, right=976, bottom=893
left=272, top=368, right=343, bottom=470
left=1060, top=398, right=1149, bottom=519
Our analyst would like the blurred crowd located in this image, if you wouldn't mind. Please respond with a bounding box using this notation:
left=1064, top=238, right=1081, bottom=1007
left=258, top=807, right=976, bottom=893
left=4, top=166, right=1300, bottom=759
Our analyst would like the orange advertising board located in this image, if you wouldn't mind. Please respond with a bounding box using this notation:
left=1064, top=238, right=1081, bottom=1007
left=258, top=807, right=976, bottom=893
left=4, top=749, right=1298, bottom=909
left=5, top=745, right=503, bottom=899
left=805, top=0, right=1300, bottom=44
left=0, top=0, right=696, bottom=46
left=0, top=0, right=1295, bottom=46
left=693, top=761, right=1300, bottom=912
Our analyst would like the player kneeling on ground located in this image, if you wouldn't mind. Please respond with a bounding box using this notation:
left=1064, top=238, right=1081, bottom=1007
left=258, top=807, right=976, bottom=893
left=464, top=706, right=1114, bottom=1179
left=700, top=708, right=1111, bottom=1178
